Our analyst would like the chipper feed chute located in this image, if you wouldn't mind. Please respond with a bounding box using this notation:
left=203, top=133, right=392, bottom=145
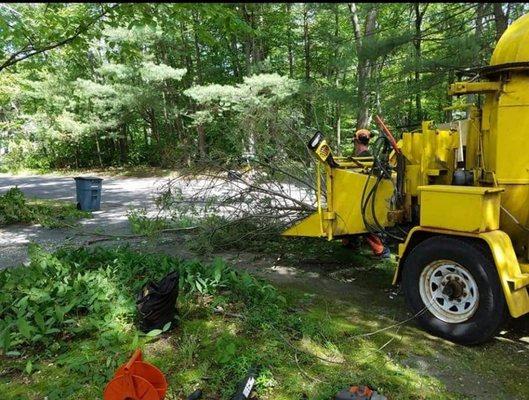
left=103, top=349, right=168, bottom=400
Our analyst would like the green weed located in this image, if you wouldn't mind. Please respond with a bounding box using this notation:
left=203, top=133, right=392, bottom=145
left=0, top=246, right=283, bottom=368
left=0, top=187, right=90, bottom=228
left=2, top=246, right=527, bottom=399
left=127, top=208, right=170, bottom=236
left=127, top=207, right=200, bottom=236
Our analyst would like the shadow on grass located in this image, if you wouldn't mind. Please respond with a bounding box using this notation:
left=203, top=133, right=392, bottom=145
left=2, top=246, right=529, bottom=400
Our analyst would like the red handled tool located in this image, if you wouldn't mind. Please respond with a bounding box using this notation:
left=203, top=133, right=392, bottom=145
left=374, top=115, right=401, bottom=155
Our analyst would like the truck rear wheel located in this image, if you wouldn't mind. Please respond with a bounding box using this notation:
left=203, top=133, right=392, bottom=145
left=402, top=236, right=507, bottom=345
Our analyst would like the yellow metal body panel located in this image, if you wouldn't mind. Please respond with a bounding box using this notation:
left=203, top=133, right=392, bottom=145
left=481, top=75, right=529, bottom=185
left=331, top=169, right=394, bottom=236
left=498, top=185, right=529, bottom=256
left=418, top=185, right=503, bottom=232
left=490, top=13, right=529, bottom=66
left=282, top=168, right=394, bottom=239
left=282, top=212, right=325, bottom=237
left=448, top=81, right=501, bottom=95
left=400, top=122, right=460, bottom=220
left=438, top=14, right=529, bottom=259
left=395, top=227, right=529, bottom=318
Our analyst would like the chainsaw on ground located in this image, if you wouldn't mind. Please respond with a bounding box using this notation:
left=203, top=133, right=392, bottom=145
left=335, top=385, right=387, bottom=400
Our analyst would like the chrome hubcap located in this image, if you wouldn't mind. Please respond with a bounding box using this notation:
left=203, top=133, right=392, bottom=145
left=419, top=260, right=479, bottom=323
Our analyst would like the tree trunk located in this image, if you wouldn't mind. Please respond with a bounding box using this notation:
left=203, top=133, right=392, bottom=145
left=75, top=144, right=80, bottom=169
left=286, top=3, right=294, bottom=78
left=230, top=34, right=242, bottom=78
left=475, top=3, right=485, bottom=65
left=333, top=5, right=341, bottom=149
left=119, top=124, right=127, bottom=165
left=303, top=4, right=312, bottom=126
left=143, top=124, right=148, bottom=146
left=335, top=105, right=342, bottom=149
left=413, top=3, right=428, bottom=123
left=241, top=4, right=253, bottom=73
left=94, top=133, right=103, bottom=168
left=493, top=3, right=509, bottom=41
left=348, top=3, right=378, bottom=130
left=251, top=4, right=261, bottom=69
left=192, top=10, right=207, bottom=159
left=150, top=109, right=160, bottom=146
left=197, top=124, right=206, bottom=159
left=303, top=5, right=311, bottom=81
left=179, top=20, right=193, bottom=79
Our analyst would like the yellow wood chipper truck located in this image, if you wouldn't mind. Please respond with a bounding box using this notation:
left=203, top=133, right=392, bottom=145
left=283, top=13, right=529, bottom=344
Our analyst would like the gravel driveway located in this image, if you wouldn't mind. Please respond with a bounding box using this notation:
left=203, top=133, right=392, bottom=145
left=0, top=174, right=170, bottom=268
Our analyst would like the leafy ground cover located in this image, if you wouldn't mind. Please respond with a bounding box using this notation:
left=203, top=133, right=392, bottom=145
left=2, top=245, right=528, bottom=400
left=0, top=187, right=91, bottom=228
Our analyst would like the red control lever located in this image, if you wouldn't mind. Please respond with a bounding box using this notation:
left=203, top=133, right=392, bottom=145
left=375, top=115, right=401, bottom=155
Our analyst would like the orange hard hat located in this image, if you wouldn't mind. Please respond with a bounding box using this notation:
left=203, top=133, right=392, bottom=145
left=355, top=129, right=371, bottom=140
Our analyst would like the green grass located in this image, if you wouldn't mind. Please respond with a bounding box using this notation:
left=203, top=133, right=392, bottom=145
left=26, top=198, right=91, bottom=228
left=0, top=187, right=91, bottom=228
left=2, top=245, right=528, bottom=400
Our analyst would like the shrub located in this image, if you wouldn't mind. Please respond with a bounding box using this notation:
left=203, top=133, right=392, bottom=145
left=0, top=187, right=90, bottom=227
left=0, top=187, right=33, bottom=225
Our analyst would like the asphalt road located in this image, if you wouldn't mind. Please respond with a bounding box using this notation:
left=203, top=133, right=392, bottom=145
left=0, top=174, right=168, bottom=268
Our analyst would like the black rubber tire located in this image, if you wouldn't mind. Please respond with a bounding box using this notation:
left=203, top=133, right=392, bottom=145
left=402, top=236, right=508, bottom=345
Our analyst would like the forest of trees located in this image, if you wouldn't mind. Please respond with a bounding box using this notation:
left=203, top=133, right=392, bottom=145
left=1, top=3, right=528, bottom=170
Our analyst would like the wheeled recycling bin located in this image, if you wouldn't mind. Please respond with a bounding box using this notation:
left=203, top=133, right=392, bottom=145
left=74, top=177, right=103, bottom=211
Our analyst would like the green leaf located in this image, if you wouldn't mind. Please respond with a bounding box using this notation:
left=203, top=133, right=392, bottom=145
left=34, top=312, right=45, bottom=332
left=25, top=360, right=33, bottom=375
left=17, top=318, right=31, bottom=339
left=130, top=332, right=139, bottom=350
left=145, top=329, right=163, bottom=337
left=162, top=322, right=171, bottom=332
left=54, top=306, right=65, bottom=323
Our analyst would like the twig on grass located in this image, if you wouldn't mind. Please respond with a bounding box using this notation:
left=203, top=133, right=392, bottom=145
left=294, top=353, right=327, bottom=384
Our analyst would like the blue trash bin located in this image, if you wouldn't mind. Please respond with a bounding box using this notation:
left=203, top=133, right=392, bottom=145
left=74, top=177, right=103, bottom=211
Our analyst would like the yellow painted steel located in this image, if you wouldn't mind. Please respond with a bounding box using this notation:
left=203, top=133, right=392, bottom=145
left=316, top=162, right=324, bottom=236
left=448, top=81, right=501, bottom=95
left=395, top=227, right=529, bottom=318
left=418, top=185, right=503, bottom=232
left=283, top=12, right=529, bottom=319
left=490, top=13, right=529, bottom=66
left=282, top=168, right=394, bottom=239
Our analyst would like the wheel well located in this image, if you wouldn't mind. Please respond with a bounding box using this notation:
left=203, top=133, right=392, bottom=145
left=395, top=231, right=493, bottom=284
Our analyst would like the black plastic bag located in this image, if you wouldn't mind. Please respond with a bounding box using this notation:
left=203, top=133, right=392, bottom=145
left=136, top=271, right=180, bottom=333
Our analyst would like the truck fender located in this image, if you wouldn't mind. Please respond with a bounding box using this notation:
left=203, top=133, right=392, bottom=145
left=394, top=226, right=529, bottom=318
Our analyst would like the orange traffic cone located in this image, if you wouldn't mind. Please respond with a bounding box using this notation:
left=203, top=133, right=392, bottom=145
left=103, top=349, right=168, bottom=400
